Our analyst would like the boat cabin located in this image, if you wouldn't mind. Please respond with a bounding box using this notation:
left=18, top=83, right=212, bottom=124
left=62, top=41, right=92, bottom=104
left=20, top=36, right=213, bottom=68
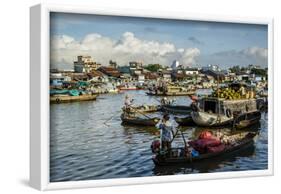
left=198, top=97, right=258, bottom=116
left=198, top=97, right=223, bottom=114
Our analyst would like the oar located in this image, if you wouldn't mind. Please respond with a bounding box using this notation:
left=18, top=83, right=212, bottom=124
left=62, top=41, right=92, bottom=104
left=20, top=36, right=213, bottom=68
left=170, top=128, right=180, bottom=143
left=151, top=96, right=162, bottom=103
left=103, top=110, right=122, bottom=126
left=180, top=131, right=188, bottom=149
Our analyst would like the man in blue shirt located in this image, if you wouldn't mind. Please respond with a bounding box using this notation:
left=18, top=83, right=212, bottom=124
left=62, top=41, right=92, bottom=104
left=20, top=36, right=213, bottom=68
left=156, top=114, right=175, bottom=150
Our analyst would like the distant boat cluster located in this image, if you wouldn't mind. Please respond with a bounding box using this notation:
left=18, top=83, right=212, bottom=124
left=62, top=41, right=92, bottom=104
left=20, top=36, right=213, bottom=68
left=50, top=55, right=268, bottom=103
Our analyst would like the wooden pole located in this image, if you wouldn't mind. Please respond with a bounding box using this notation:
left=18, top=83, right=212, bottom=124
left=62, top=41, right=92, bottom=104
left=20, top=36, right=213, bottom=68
left=128, top=105, right=153, bottom=119
left=170, top=128, right=180, bottom=143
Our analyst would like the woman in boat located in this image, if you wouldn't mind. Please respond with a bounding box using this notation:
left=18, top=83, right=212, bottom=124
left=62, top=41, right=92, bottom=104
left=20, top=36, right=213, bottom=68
left=156, top=114, right=175, bottom=151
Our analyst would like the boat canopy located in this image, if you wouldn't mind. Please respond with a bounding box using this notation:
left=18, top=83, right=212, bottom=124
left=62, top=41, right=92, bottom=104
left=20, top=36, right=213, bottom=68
left=199, top=97, right=258, bottom=114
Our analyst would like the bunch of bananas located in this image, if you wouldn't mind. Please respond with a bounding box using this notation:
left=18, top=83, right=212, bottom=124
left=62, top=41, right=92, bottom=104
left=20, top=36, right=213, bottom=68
left=212, top=88, right=242, bottom=100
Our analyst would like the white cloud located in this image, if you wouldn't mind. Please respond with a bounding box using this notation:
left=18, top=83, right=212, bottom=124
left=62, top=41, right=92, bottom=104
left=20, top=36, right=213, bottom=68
left=241, top=47, right=268, bottom=60
left=51, top=35, right=77, bottom=49
left=177, top=48, right=184, bottom=53
left=181, top=48, right=201, bottom=65
left=50, top=32, right=200, bottom=69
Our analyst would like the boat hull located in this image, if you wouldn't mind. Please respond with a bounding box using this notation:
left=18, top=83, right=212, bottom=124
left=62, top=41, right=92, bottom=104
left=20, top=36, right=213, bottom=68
left=119, top=88, right=140, bottom=90
left=174, top=116, right=195, bottom=126
left=191, top=111, right=232, bottom=127
left=124, top=105, right=160, bottom=114
left=146, top=91, right=195, bottom=96
left=234, top=111, right=261, bottom=129
left=153, top=132, right=257, bottom=166
left=50, top=94, right=97, bottom=103
left=161, top=105, right=192, bottom=114
left=121, top=114, right=160, bottom=126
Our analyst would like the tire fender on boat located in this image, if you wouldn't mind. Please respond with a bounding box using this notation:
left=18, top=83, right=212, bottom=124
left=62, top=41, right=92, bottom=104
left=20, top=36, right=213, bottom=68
left=226, top=109, right=232, bottom=118
left=56, top=98, right=60, bottom=103
left=257, top=101, right=265, bottom=111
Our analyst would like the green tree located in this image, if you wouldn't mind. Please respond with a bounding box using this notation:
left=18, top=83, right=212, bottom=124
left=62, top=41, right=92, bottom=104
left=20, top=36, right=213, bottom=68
left=229, top=65, right=241, bottom=73
left=251, top=68, right=267, bottom=76
left=144, top=64, right=162, bottom=72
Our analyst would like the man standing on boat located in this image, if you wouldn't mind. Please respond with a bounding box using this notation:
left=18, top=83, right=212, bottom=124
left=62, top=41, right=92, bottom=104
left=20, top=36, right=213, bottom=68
left=156, top=114, right=175, bottom=151
left=239, top=85, right=246, bottom=98
left=124, top=95, right=134, bottom=117
left=160, top=97, right=168, bottom=105
left=124, top=95, right=133, bottom=107
left=190, top=95, right=200, bottom=112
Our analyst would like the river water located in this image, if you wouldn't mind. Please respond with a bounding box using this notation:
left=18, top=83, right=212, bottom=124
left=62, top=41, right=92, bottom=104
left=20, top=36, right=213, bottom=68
left=50, top=90, right=268, bottom=182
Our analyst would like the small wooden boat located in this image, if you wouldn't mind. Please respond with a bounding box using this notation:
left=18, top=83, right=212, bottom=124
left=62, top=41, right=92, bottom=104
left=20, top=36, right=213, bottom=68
left=123, top=105, right=160, bottom=114
left=121, top=114, right=160, bottom=126
left=50, top=94, right=97, bottom=104
left=147, top=84, right=196, bottom=96
left=161, top=105, right=192, bottom=114
left=118, top=83, right=141, bottom=90
left=233, top=111, right=261, bottom=129
left=174, top=116, right=195, bottom=126
left=152, top=132, right=258, bottom=166
left=119, top=86, right=138, bottom=90
left=146, top=91, right=195, bottom=96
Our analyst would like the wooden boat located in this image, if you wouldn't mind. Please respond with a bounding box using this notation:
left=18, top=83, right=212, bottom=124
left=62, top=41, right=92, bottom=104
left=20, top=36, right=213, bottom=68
left=191, top=110, right=233, bottom=127
left=123, top=105, right=160, bottom=114
left=50, top=94, right=97, bottom=103
left=147, top=84, right=195, bottom=96
left=191, top=97, right=260, bottom=127
left=152, top=132, right=258, bottom=166
left=121, top=114, right=160, bottom=126
left=164, top=91, right=195, bottom=96
left=233, top=111, right=261, bottom=129
left=118, top=83, right=141, bottom=90
left=119, top=86, right=138, bottom=90
left=146, top=91, right=195, bottom=96
left=161, top=104, right=192, bottom=114
left=174, top=116, right=195, bottom=126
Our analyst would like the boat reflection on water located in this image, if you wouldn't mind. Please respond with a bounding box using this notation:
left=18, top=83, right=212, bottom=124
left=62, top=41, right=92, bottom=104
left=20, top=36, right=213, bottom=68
left=122, top=125, right=159, bottom=136
left=152, top=145, right=256, bottom=175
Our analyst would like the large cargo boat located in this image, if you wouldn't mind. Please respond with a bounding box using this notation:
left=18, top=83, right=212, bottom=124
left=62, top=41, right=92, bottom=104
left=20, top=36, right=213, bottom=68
left=191, top=83, right=265, bottom=127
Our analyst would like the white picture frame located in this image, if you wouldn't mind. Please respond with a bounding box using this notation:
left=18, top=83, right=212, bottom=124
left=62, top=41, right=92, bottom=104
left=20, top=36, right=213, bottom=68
left=30, top=3, right=274, bottom=191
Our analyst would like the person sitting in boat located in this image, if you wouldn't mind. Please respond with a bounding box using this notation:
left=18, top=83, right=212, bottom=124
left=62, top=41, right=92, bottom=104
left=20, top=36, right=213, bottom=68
left=160, top=97, right=168, bottom=105
left=156, top=114, right=175, bottom=151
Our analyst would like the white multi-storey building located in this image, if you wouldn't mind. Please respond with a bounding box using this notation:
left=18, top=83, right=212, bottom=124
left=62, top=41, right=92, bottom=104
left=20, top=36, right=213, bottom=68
left=74, top=56, right=101, bottom=73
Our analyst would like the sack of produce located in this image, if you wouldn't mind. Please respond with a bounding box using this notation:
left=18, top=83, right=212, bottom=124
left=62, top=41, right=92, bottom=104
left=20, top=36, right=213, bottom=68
left=206, top=144, right=225, bottom=153
left=188, top=138, right=221, bottom=154
left=198, top=131, right=213, bottom=139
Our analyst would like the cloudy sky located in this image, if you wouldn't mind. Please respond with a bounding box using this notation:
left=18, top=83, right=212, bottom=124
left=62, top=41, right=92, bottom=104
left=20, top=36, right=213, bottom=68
left=50, top=12, right=268, bottom=70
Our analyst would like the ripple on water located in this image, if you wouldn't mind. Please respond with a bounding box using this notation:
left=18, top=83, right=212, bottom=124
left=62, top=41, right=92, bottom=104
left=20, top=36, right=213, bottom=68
left=50, top=90, right=268, bottom=182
